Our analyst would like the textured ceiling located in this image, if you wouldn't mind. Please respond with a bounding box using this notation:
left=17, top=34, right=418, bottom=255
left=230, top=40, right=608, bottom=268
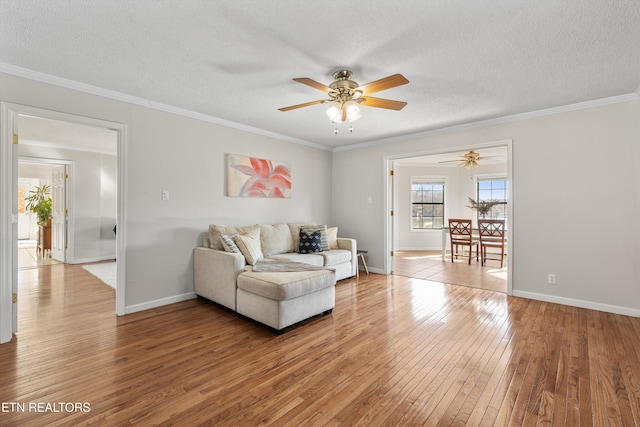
left=1, top=1, right=639, bottom=151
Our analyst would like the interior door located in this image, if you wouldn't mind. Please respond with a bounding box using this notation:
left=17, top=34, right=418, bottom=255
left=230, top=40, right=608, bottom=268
left=17, top=179, right=33, bottom=240
left=51, top=165, right=67, bottom=262
left=12, top=115, right=19, bottom=335
left=388, top=161, right=395, bottom=273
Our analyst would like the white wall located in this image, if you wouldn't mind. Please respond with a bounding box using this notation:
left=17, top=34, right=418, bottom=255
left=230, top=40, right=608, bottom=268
left=1, top=72, right=333, bottom=312
left=334, top=99, right=640, bottom=316
left=393, top=162, right=507, bottom=250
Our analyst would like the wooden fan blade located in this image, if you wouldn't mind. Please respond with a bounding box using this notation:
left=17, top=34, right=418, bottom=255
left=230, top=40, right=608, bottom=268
left=278, top=99, right=326, bottom=112
left=292, top=78, right=332, bottom=94
left=356, top=74, right=409, bottom=95
left=360, top=96, right=407, bottom=110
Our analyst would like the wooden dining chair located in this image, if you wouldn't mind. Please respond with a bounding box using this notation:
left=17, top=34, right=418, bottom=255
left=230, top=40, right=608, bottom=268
left=448, top=219, right=478, bottom=264
left=478, top=219, right=506, bottom=268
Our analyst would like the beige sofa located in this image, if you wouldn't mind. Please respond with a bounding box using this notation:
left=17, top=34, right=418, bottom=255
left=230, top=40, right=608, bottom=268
left=193, top=222, right=357, bottom=332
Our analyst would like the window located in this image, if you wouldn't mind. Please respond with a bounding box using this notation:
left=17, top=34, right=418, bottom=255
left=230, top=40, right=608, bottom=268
left=477, top=177, right=507, bottom=221
left=411, top=178, right=444, bottom=229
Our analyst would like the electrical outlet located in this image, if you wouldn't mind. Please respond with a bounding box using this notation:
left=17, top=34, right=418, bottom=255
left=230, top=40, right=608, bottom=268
left=161, top=190, right=170, bottom=201
left=548, top=273, right=557, bottom=285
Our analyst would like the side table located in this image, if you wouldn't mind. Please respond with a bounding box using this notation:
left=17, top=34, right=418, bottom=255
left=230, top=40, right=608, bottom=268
left=356, top=250, right=369, bottom=277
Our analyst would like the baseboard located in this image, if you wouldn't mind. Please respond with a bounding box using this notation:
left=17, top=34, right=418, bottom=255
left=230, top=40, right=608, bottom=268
left=512, top=290, right=640, bottom=318
left=69, top=256, right=116, bottom=265
left=124, top=292, right=197, bottom=315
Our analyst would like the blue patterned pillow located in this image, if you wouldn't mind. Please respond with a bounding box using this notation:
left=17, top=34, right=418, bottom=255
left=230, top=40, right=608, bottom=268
left=298, top=230, right=323, bottom=254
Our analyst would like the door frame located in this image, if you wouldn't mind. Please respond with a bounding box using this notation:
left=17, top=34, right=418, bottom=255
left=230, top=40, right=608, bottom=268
left=1, top=102, right=128, bottom=343
left=383, top=139, right=514, bottom=295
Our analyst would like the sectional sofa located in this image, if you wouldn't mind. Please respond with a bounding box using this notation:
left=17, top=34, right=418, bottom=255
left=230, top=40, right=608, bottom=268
left=194, top=222, right=357, bottom=332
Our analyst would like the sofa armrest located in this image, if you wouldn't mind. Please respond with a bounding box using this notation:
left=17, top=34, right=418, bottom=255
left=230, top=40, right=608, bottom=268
left=194, top=247, right=245, bottom=310
left=337, top=238, right=357, bottom=277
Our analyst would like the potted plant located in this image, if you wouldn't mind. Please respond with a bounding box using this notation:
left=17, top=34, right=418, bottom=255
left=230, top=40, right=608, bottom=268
left=466, top=197, right=499, bottom=219
left=24, top=184, right=53, bottom=226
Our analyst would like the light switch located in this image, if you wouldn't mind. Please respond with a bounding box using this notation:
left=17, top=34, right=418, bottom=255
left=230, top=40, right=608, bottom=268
left=161, top=190, right=169, bottom=201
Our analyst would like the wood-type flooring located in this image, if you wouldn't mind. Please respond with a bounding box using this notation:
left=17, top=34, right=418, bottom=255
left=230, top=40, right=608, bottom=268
left=1, top=261, right=639, bottom=426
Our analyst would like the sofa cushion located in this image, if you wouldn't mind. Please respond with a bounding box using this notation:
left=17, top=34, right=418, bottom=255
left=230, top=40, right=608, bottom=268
left=208, top=224, right=259, bottom=250
left=318, top=249, right=352, bottom=266
left=298, top=230, right=323, bottom=254
left=267, top=253, right=324, bottom=266
left=259, top=223, right=294, bottom=256
left=237, top=269, right=336, bottom=301
left=301, top=224, right=330, bottom=251
left=233, top=228, right=263, bottom=265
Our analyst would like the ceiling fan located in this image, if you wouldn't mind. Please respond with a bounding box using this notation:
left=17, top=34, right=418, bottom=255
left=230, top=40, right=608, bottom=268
left=438, top=150, right=504, bottom=169
left=278, top=69, right=409, bottom=123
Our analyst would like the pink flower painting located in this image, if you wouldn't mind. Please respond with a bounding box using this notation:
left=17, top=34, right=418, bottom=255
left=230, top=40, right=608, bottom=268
left=227, top=154, right=291, bottom=198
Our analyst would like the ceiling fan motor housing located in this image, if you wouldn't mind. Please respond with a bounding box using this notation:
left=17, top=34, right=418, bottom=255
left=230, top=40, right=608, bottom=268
left=329, top=70, right=361, bottom=103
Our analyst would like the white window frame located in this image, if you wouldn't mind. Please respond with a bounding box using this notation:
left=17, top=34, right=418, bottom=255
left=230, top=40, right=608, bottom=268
left=410, top=176, right=447, bottom=231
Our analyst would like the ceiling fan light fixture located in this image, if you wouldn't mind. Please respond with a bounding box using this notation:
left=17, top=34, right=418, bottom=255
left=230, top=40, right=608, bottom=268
left=326, top=101, right=361, bottom=123
left=326, top=102, right=343, bottom=122
left=345, top=101, right=361, bottom=122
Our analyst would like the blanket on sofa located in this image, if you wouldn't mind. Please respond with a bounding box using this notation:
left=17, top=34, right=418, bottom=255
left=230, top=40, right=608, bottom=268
left=252, top=259, right=336, bottom=273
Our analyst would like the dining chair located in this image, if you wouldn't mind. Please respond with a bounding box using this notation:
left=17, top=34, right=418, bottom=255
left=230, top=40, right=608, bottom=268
left=478, top=219, right=506, bottom=268
left=448, top=219, right=478, bottom=264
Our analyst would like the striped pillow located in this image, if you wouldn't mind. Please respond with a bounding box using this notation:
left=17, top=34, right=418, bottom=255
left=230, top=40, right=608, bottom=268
left=220, top=233, right=240, bottom=253
left=233, top=231, right=263, bottom=265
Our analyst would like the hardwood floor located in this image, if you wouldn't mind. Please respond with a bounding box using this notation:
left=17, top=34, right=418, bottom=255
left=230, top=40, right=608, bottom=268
left=393, top=250, right=507, bottom=293
left=1, top=263, right=640, bottom=426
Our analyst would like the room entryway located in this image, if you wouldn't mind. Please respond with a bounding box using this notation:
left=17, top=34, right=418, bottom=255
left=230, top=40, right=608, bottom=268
left=0, top=102, right=127, bottom=344
left=392, top=250, right=507, bottom=293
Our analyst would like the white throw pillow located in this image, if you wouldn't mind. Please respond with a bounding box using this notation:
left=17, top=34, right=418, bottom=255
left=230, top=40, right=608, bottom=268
left=327, top=227, right=339, bottom=249
left=233, top=229, right=263, bottom=265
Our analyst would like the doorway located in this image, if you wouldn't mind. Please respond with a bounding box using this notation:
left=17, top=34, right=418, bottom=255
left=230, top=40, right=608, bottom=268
left=384, top=140, right=513, bottom=295
left=0, top=103, right=127, bottom=344
left=18, top=160, right=69, bottom=267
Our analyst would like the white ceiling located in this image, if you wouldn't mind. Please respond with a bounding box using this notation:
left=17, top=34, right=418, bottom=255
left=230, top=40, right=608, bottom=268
left=2, top=1, right=639, bottom=151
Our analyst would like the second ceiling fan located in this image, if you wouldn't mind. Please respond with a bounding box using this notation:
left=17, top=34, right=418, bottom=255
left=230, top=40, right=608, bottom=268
left=278, top=69, right=409, bottom=123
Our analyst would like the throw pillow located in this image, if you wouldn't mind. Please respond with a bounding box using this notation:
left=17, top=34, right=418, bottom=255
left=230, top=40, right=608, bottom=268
left=220, top=234, right=240, bottom=253
left=327, top=227, right=339, bottom=249
left=208, top=224, right=259, bottom=250
left=298, top=229, right=323, bottom=254
left=301, top=224, right=330, bottom=251
left=288, top=222, right=315, bottom=251
left=232, top=228, right=263, bottom=265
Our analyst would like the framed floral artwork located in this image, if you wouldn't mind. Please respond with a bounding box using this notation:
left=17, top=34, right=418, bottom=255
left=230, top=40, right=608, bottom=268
left=226, top=154, right=291, bottom=198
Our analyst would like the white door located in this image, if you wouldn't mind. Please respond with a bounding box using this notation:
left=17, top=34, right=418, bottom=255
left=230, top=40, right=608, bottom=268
left=11, top=114, right=19, bottom=336
left=51, top=165, right=67, bottom=262
left=388, top=161, right=395, bottom=274
left=17, top=179, right=34, bottom=240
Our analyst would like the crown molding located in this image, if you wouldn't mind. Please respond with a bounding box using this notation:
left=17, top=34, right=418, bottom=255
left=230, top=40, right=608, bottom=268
left=3, top=63, right=638, bottom=155
left=0, top=63, right=331, bottom=152
left=334, top=92, right=640, bottom=152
